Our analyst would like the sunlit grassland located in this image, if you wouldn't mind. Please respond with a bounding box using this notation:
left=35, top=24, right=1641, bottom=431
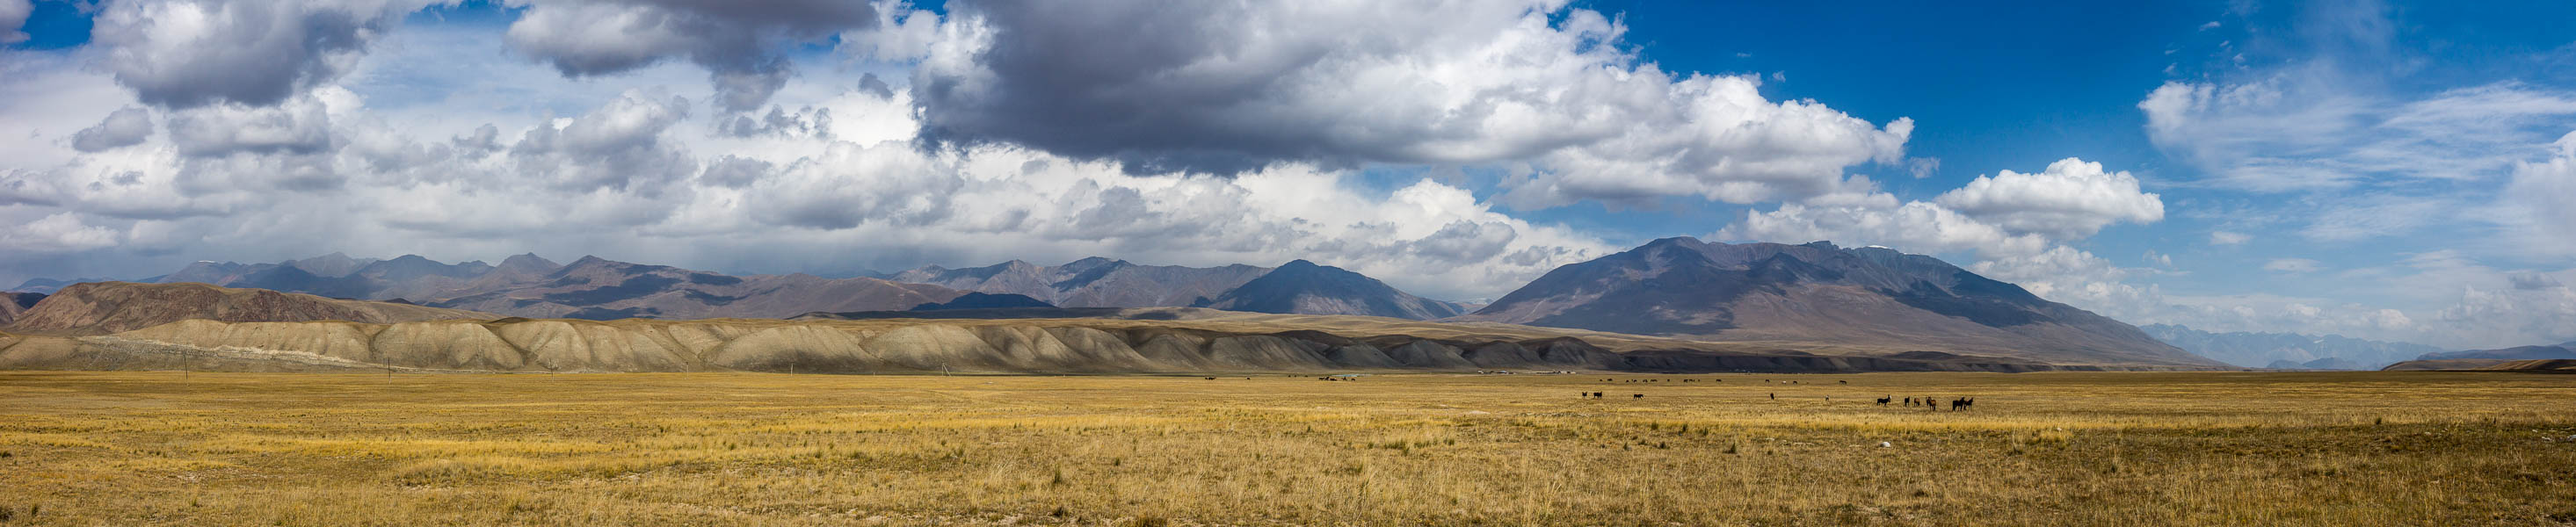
left=1, top=371, right=2572, bottom=525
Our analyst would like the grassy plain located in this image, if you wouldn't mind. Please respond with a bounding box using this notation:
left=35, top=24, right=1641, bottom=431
left=0, top=371, right=2571, bottom=526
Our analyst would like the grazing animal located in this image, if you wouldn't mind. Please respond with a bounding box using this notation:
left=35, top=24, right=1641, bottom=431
left=1839, top=380, right=1848, bottom=385
left=1206, top=377, right=1216, bottom=380
left=1632, top=393, right=1644, bottom=399
left=1768, top=393, right=1775, bottom=401
left=1876, top=396, right=1891, bottom=406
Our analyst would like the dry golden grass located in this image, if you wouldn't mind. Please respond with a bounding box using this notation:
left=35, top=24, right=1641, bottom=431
left=0, top=370, right=2571, bottom=526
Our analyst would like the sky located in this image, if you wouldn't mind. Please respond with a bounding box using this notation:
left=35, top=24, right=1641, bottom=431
left=0, top=0, right=2570, bottom=349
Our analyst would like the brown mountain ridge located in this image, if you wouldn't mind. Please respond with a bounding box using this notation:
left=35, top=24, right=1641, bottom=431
left=4, top=282, right=499, bottom=336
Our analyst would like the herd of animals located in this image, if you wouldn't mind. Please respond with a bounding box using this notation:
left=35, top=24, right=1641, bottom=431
left=1252, top=374, right=1989, bottom=410
left=1572, top=378, right=1983, bottom=409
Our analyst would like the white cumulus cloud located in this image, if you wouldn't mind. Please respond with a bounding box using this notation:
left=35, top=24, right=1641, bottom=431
left=896, top=0, right=1912, bottom=206
left=1933, top=157, right=2163, bottom=239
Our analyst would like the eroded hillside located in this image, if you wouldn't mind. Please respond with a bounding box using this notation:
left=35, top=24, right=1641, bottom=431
left=0, top=309, right=2198, bottom=374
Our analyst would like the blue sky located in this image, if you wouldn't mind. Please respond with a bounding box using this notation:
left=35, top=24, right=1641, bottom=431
left=0, top=0, right=2569, bottom=348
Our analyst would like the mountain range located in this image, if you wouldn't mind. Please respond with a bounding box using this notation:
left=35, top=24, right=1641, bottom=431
left=884, top=257, right=1270, bottom=308
left=4, top=238, right=2226, bottom=367
left=13, top=253, right=1467, bottom=322
left=2139, top=324, right=2443, bottom=370
left=2382, top=342, right=2576, bottom=372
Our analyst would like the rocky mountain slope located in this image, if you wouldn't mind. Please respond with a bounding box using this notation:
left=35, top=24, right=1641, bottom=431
left=887, top=258, right=1271, bottom=307
left=1455, top=238, right=2215, bottom=367
left=2142, top=323, right=2440, bottom=369
left=3, top=282, right=498, bottom=336
left=1193, top=260, right=1465, bottom=320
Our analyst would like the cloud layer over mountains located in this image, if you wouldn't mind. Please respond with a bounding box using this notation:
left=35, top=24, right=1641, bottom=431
left=0, top=0, right=2569, bottom=349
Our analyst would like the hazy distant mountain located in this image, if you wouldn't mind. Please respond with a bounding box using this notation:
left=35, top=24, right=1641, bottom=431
left=43, top=253, right=962, bottom=321
left=2141, top=324, right=2441, bottom=369
left=352, top=255, right=494, bottom=300
left=1192, top=260, right=1465, bottom=320
left=889, top=257, right=1269, bottom=307
left=286, top=252, right=380, bottom=278
left=911, top=292, right=1054, bottom=311
left=135, top=255, right=494, bottom=301
left=157, top=261, right=259, bottom=285
left=426, top=256, right=966, bottom=320
left=1456, top=237, right=2215, bottom=367
left=2263, top=357, right=2367, bottom=371
left=452, top=253, right=565, bottom=297
left=9, top=278, right=120, bottom=293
